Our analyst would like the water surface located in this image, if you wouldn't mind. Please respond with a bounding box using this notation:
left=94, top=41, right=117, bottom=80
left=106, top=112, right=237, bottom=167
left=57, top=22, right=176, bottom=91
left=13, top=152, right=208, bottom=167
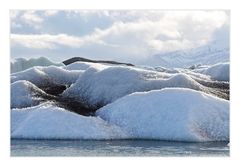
left=11, top=139, right=229, bottom=157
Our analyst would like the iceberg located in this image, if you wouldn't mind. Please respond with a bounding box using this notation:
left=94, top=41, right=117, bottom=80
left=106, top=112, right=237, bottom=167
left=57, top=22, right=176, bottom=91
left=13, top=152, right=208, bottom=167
left=193, top=62, right=229, bottom=81
left=97, top=88, right=229, bottom=142
left=11, top=57, right=63, bottom=73
left=62, top=66, right=210, bottom=109
left=11, top=80, right=53, bottom=108
left=10, top=57, right=229, bottom=142
left=11, top=66, right=83, bottom=90
left=11, top=88, right=229, bottom=141
left=11, top=103, right=127, bottom=140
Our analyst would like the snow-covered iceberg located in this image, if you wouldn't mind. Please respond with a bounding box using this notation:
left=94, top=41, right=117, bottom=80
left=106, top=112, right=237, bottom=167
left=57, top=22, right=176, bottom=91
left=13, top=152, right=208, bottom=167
left=11, top=103, right=127, bottom=140
left=193, top=62, right=229, bottom=81
left=10, top=66, right=84, bottom=108
left=11, top=80, right=53, bottom=108
left=10, top=57, right=229, bottom=142
left=11, top=88, right=229, bottom=141
left=97, top=88, right=229, bottom=142
left=62, top=66, right=204, bottom=109
left=11, top=57, right=63, bottom=73
left=11, top=66, right=83, bottom=88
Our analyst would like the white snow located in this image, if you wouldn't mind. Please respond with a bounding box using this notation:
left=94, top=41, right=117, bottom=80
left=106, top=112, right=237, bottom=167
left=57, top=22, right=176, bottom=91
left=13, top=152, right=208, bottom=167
left=10, top=57, right=229, bottom=142
left=11, top=80, right=48, bottom=108
left=11, top=57, right=63, bottom=73
left=63, top=61, right=108, bottom=71
left=149, top=43, right=229, bottom=68
left=97, top=88, right=229, bottom=142
left=11, top=87, right=229, bottom=141
left=11, top=66, right=83, bottom=87
left=41, top=66, right=83, bottom=85
left=62, top=66, right=203, bottom=109
left=11, top=103, right=127, bottom=140
left=194, top=62, right=229, bottom=81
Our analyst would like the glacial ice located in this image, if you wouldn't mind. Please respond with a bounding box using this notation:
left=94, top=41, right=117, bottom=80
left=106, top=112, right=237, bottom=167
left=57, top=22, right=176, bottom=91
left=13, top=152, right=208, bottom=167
left=11, top=88, right=229, bottom=141
left=62, top=66, right=204, bottom=109
left=11, top=57, right=63, bottom=73
left=11, top=80, right=51, bottom=108
left=193, top=62, right=229, bottom=81
left=11, top=66, right=83, bottom=87
left=11, top=103, right=127, bottom=140
left=97, top=88, right=229, bottom=142
left=10, top=58, right=229, bottom=142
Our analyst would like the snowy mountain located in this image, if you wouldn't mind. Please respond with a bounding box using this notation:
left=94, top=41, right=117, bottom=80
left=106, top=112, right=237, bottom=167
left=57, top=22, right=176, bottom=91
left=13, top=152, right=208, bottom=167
left=148, top=42, right=229, bottom=68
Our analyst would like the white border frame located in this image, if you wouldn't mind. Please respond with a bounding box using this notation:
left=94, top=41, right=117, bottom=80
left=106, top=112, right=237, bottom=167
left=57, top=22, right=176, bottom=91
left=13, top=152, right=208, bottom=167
left=1, top=0, right=240, bottom=167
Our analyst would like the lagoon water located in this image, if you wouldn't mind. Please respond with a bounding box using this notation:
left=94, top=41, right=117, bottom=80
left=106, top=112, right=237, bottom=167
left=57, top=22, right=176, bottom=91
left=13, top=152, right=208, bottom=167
left=11, top=139, right=229, bottom=156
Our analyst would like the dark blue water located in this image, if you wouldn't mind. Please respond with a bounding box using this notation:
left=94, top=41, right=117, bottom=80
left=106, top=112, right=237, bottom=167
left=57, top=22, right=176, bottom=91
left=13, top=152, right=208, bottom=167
left=11, top=139, right=229, bottom=156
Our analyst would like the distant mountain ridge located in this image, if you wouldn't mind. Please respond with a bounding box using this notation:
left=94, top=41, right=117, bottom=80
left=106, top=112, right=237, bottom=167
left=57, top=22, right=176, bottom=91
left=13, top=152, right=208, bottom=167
left=149, top=42, right=229, bottom=68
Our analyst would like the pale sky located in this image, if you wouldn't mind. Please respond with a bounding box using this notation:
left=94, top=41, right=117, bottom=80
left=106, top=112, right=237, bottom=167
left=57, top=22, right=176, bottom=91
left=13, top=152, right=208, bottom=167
left=10, top=10, right=229, bottom=64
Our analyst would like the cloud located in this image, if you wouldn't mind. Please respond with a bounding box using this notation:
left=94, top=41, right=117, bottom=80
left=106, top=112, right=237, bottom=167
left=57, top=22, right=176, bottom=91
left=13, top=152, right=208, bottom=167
left=10, top=10, right=58, bottom=32
left=10, top=10, right=229, bottom=64
left=81, top=11, right=229, bottom=53
left=10, top=10, right=20, bottom=19
left=10, top=11, right=22, bottom=29
left=11, top=10, right=114, bottom=35
left=10, top=33, right=108, bottom=49
left=20, top=11, right=43, bottom=28
left=44, top=10, right=59, bottom=17
left=11, top=34, right=56, bottom=49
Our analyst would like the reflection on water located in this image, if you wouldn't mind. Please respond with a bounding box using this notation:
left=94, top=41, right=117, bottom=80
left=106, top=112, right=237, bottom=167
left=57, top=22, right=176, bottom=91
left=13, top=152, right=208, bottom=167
left=11, top=139, right=229, bottom=157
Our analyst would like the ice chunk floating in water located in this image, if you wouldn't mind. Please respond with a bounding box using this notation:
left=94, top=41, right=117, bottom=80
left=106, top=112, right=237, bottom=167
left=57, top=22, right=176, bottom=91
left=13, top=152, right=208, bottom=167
left=97, top=88, right=229, bottom=142
left=11, top=66, right=82, bottom=87
left=11, top=104, right=127, bottom=140
left=193, top=62, right=229, bottom=81
left=11, top=80, right=53, bottom=108
left=11, top=57, right=63, bottom=73
left=11, top=88, right=228, bottom=141
left=10, top=58, right=229, bottom=142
